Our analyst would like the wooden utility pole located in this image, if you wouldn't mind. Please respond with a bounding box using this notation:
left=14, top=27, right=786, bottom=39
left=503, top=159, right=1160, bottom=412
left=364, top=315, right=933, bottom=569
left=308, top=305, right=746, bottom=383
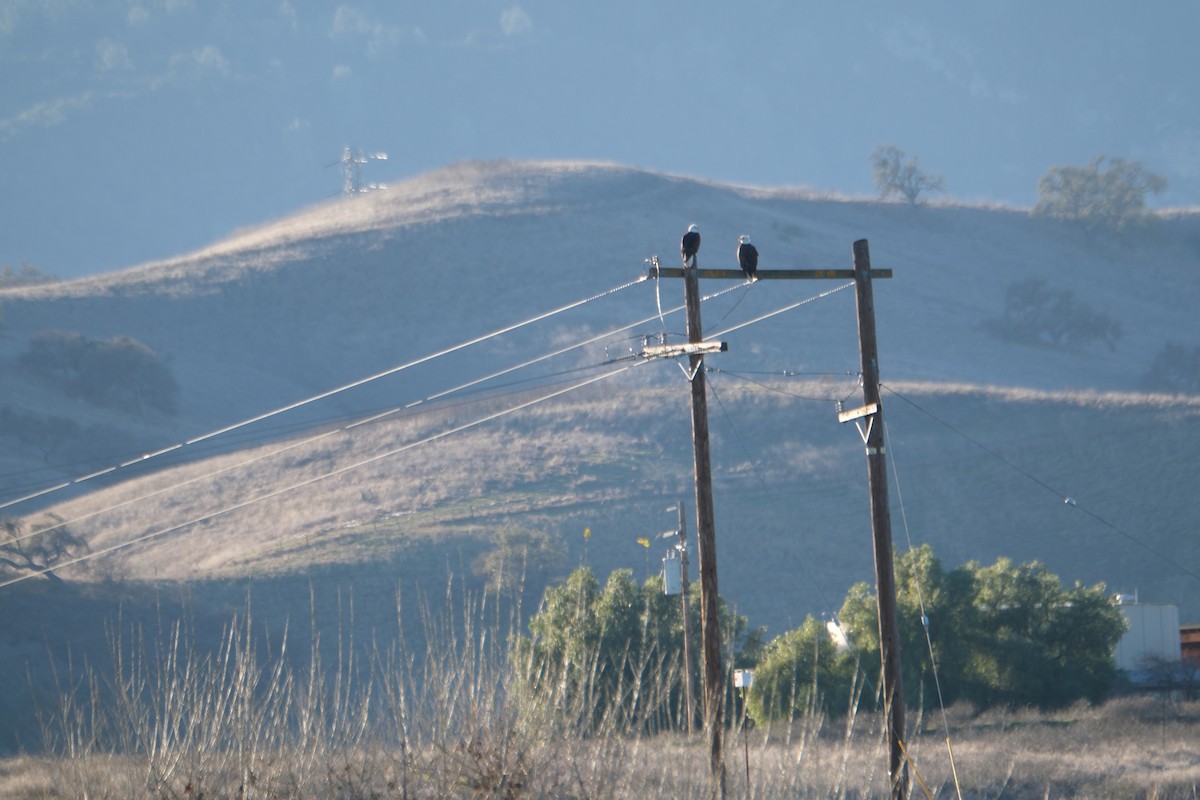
left=846, top=238, right=907, bottom=799
left=676, top=500, right=695, bottom=737
left=682, top=261, right=727, bottom=800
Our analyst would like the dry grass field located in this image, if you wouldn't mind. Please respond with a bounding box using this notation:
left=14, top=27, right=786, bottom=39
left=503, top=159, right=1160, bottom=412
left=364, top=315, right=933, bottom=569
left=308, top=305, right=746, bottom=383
left=1, top=590, right=1198, bottom=799
left=2, top=678, right=1198, bottom=798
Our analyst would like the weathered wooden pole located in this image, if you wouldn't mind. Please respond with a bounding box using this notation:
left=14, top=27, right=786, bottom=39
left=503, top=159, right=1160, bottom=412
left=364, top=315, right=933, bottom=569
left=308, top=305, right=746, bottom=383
left=850, top=238, right=907, bottom=799
left=682, top=260, right=727, bottom=800
left=677, top=500, right=696, bottom=737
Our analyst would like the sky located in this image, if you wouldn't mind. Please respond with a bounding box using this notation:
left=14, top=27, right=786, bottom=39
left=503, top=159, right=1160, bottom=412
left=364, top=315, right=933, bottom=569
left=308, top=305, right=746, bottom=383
left=2, top=0, right=1198, bottom=279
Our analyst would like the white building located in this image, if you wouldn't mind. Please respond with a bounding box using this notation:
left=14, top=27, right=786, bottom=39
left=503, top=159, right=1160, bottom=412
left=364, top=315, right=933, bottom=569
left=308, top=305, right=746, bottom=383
left=1113, top=597, right=1181, bottom=674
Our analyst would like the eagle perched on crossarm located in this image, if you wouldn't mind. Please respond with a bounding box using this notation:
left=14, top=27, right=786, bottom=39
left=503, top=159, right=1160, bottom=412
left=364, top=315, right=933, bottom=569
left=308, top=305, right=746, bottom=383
left=737, top=235, right=758, bottom=281
left=681, top=224, right=701, bottom=268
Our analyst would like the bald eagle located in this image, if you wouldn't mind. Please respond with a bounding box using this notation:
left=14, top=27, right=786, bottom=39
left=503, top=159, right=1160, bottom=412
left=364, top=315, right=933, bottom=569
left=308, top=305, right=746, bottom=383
left=737, top=235, right=759, bottom=281
left=681, top=224, right=701, bottom=267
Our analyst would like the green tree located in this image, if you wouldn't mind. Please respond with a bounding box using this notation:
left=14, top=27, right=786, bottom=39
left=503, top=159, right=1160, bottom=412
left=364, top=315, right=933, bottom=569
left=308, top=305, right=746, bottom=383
left=1033, top=155, right=1166, bottom=229
left=746, top=615, right=858, bottom=722
left=870, top=144, right=945, bottom=205
left=515, top=565, right=760, bottom=732
left=962, top=558, right=1123, bottom=707
left=749, top=545, right=1125, bottom=721
left=836, top=544, right=978, bottom=710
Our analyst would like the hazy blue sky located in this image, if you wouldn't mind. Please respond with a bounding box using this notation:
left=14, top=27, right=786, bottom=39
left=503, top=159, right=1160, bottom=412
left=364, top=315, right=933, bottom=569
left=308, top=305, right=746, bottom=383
left=2, top=1, right=1198, bottom=278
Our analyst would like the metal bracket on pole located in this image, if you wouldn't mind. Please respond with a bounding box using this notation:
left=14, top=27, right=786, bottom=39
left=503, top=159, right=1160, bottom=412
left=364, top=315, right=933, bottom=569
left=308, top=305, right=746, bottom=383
left=837, top=402, right=879, bottom=445
left=642, top=342, right=728, bottom=359
left=639, top=341, right=728, bottom=383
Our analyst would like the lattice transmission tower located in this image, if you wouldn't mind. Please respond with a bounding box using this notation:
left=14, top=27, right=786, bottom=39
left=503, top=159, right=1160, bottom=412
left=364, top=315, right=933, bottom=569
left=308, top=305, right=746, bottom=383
left=340, top=147, right=388, bottom=195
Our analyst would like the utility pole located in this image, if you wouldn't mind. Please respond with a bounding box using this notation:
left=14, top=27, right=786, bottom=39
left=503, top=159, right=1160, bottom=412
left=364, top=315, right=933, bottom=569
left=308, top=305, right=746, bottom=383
left=676, top=500, right=695, bottom=738
left=340, top=147, right=388, bottom=195
left=840, top=238, right=907, bottom=799
left=683, top=260, right=727, bottom=800
left=640, top=263, right=726, bottom=795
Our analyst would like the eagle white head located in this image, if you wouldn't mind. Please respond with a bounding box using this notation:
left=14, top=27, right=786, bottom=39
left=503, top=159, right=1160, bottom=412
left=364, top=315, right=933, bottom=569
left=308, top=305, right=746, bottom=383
left=738, top=235, right=751, bottom=244
left=687, top=224, right=699, bottom=233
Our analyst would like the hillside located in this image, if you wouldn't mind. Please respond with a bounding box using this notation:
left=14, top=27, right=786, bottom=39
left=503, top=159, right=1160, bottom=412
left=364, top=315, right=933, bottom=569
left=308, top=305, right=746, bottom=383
left=2, top=159, right=1200, bottom=640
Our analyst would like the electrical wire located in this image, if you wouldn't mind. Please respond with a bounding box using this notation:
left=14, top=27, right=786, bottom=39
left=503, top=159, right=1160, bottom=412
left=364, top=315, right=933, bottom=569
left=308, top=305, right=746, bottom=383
left=2, top=273, right=752, bottom=506
left=703, top=372, right=771, bottom=497
left=0, top=344, right=647, bottom=502
left=705, top=367, right=862, bottom=404
left=3, top=268, right=756, bottom=504
left=705, top=282, right=854, bottom=340
left=6, top=373, right=578, bottom=548
left=0, top=362, right=644, bottom=590
left=411, top=300, right=692, bottom=407
left=2, top=274, right=757, bottom=555
left=882, top=410, right=964, bottom=800
left=3, top=276, right=845, bottom=585
left=649, top=280, right=871, bottom=626
left=0, top=275, right=649, bottom=512
left=3, top=279, right=742, bottom=548
left=710, top=280, right=755, bottom=329
left=3, top=357, right=628, bottom=550
left=700, top=366, right=879, bottom=702
left=881, top=384, right=1200, bottom=585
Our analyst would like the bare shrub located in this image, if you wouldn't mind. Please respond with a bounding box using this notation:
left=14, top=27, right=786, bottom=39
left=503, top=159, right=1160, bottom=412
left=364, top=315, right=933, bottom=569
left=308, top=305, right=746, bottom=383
left=0, top=517, right=88, bottom=584
left=870, top=144, right=945, bottom=205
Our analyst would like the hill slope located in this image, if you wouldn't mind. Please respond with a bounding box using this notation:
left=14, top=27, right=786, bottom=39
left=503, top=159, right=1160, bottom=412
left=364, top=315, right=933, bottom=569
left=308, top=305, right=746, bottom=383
left=2, top=159, right=1199, bottom=635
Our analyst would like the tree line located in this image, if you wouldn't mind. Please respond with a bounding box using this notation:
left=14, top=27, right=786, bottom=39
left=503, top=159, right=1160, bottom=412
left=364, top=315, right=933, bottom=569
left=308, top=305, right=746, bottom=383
left=870, top=145, right=1166, bottom=231
left=516, top=544, right=1126, bottom=730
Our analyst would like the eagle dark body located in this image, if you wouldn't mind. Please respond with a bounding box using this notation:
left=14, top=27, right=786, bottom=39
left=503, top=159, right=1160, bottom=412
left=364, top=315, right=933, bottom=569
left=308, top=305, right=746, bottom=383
left=681, top=225, right=701, bottom=267
left=737, top=236, right=759, bottom=280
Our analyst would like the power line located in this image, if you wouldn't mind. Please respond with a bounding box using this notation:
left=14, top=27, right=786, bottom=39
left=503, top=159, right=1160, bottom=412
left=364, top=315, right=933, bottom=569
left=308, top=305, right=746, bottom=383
left=0, top=272, right=754, bottom=502
left=0, top=356, right=628, bottom=501
left=881, top=418, right=964, bottom=799
left=706, top=367, right=862, bottom=404
left=703, top=373, right=771, bottom=497
left=412, top=298, right=694, bottom=408
left=705, top=281, right=854, bottom=340
left=2, top=282, right=757, bottom=550
left=178, top=273, right=647, bottom=448
left=881, top=383, right=1200, bottom=585
left=2, top=278, right=857, bottom=586
left=0, top=275, right=649, bottom=513
left=0, top=362, right=643, bottom=590
left=701, top=372, right=886, bottom=718
left=2, top=357, right=634, bottom=551
left=8, top=271, right=771, bottom=506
